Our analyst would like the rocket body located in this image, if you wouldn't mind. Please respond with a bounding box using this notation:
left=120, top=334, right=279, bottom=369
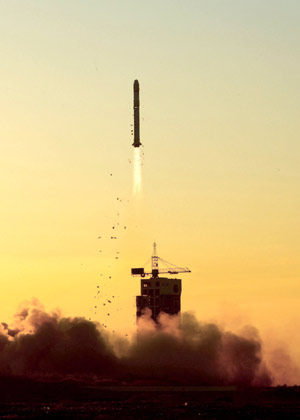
left=133, top=80, right=142, bottom=147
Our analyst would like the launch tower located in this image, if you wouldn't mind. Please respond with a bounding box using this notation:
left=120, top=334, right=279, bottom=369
left=132, top=243, right=191, bottom=322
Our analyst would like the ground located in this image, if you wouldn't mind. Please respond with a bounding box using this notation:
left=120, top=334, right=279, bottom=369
left=0, top=379, right=299, bottom=419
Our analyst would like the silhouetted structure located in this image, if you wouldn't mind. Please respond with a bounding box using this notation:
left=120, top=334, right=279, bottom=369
left=132, top=243, right=190, bottom=323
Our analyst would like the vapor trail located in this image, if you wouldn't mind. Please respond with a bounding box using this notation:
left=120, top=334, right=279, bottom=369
left=133, top=148, right=142, bottom=195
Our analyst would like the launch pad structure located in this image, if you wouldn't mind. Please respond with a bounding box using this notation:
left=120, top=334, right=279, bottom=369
left=132, top=244, right=191, bottom=323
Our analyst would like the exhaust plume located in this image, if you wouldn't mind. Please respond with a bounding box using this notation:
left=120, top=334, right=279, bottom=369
left=133, top=148, right=142, bottom=195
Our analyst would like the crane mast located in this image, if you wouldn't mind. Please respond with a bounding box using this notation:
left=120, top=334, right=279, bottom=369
left=152, top=242, right=159, bottom=272
left=132, top=242, right=191, bottom=278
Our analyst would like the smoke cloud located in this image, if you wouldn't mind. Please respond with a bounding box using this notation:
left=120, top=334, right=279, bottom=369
left=123, top=311, right=271, bottom=386
left=0, top=300, right=117, bottom=378
left=0, top=300, right=297, bottom=387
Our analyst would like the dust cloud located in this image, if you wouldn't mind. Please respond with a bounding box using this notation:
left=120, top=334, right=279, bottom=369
left=0, top=300, right=298, bottom=387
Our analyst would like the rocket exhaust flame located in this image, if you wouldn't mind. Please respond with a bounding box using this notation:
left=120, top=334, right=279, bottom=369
left=131, top=79, right=142, bottom=194
left=133, top=148, right=142, bottom=195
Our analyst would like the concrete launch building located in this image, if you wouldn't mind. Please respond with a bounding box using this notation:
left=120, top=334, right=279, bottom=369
left=136, top=276, right=182, bottom=322
left=132, top=244, right=190, bottom=323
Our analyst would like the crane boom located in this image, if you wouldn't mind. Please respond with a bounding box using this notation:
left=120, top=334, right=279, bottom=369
left=131, top=243, right=191, bottom=278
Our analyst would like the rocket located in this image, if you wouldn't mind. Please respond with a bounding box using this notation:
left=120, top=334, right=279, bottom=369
left=132, top=79, right=142, bottom=147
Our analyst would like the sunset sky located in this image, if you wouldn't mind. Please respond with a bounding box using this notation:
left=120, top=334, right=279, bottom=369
left=1, top=1, right=299, bottom=362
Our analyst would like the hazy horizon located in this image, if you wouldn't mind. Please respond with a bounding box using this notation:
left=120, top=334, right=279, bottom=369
left=1, top=1, right=300, bottom=382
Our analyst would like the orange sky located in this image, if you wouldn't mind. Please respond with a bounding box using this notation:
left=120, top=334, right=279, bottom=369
left=0, top=1, right=300, bottom=366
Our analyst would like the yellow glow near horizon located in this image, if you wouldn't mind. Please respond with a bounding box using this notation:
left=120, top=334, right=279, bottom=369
left=0, top=2, right=299, bottom=370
